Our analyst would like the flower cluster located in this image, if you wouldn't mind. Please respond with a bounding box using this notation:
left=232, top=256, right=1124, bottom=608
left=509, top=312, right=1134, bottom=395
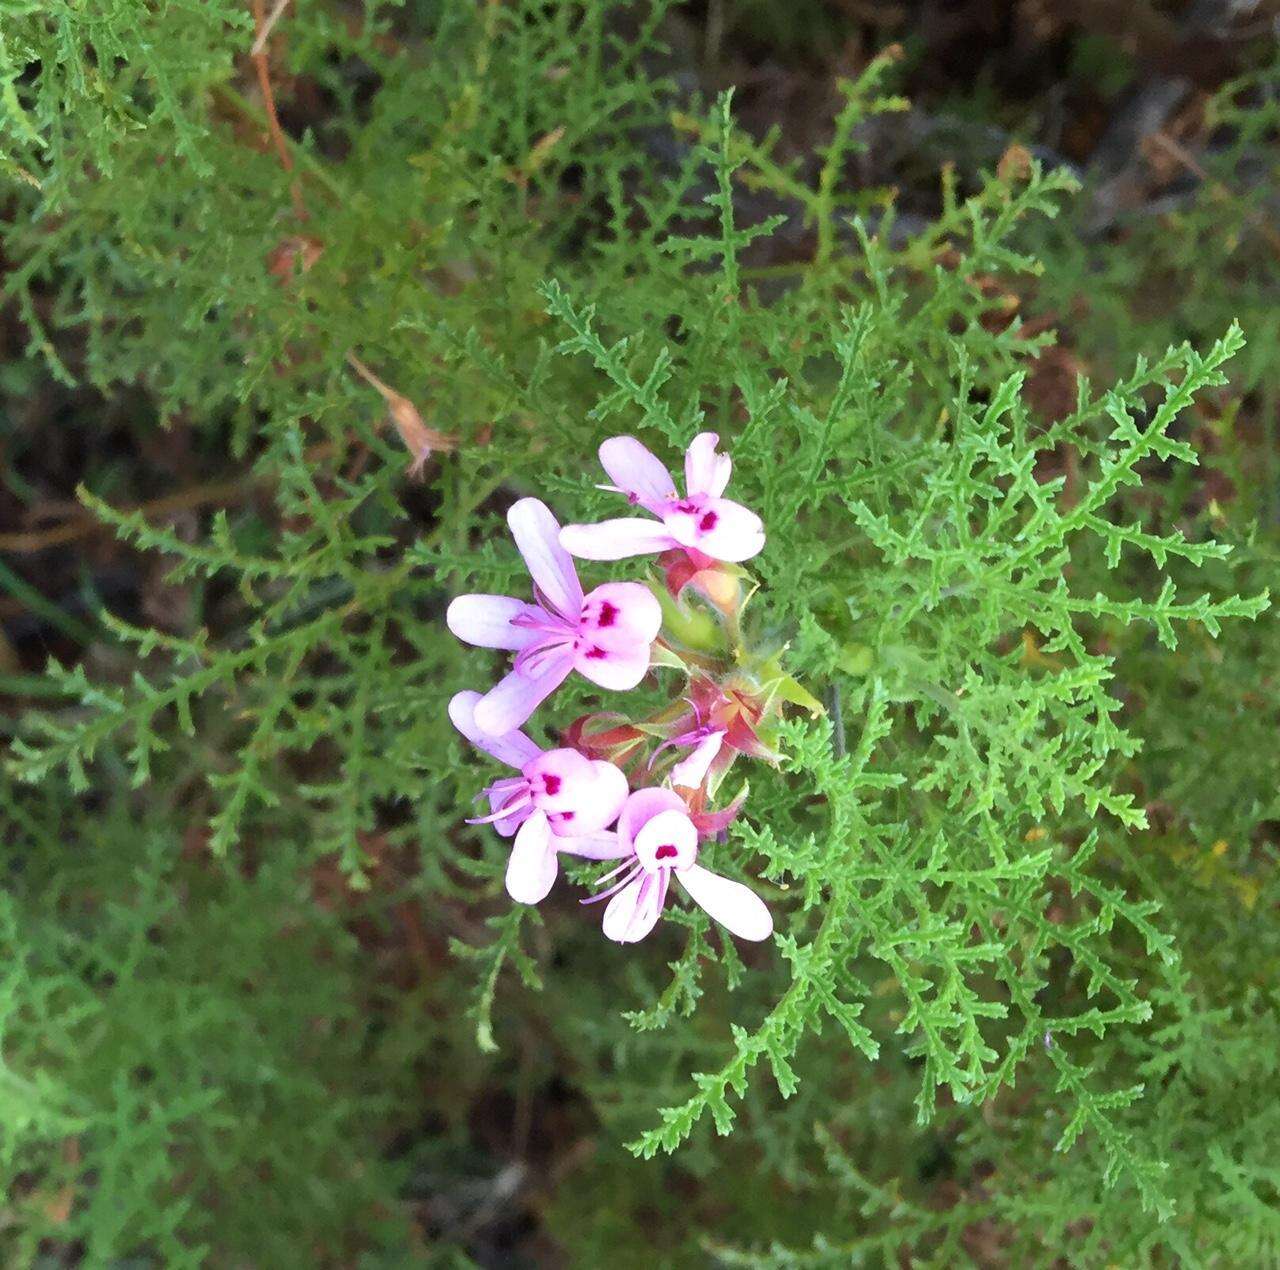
left=447, top=433, right=804, bottom=946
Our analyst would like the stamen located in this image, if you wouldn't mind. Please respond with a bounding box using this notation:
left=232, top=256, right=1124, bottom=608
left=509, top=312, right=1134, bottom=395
left=466, top=786, right=531, bottom=825
left=514, top=636, right=572, bottom=675
left=532, top=582, right=574, bottom=622
left=580, top=859, right=642, bottom=905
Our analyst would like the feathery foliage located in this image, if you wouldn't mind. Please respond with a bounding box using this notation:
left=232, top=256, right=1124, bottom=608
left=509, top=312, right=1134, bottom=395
left=3, top=3, right=1277, bottom=1262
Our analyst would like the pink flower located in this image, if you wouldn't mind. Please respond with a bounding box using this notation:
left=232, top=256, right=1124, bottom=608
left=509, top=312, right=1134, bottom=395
left=446, top=498, right=663, bottom=735
left=449, top=692, right=630, bottom=903
left=583, top=788, right=773, bottom=944
left=559, top=433, right=765, bottom=564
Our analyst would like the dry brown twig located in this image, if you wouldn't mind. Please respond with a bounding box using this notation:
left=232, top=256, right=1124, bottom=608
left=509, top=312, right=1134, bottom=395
left=250, top=0, right=292, bottom=56
left=346, top=354, right=457, bottom=478
left=249, top=0, right=306, bottom=219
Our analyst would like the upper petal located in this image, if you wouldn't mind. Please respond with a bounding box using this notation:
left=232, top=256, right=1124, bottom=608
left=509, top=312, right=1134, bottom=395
left=599, top=436, right=676, bottom=512
left=559, top=518, right=676, bottom=560
left=572, top=636, right=651, bottom=692
left=684, top=497, right=765, bottom=563
left=580, top=581, right=662, bottom=648
left=446, top=594, right=540, bottom=649
left=505, top=812, right=559, bottom=904
left=617, top=786, right=687, bottom=849
left=524, top=746, right=597, bottom=812
left=547, top=757, right=629, bottom=835
left=586, top=760, right=629, bottom=829
left=633, top=807, right=698, bottom=872
left=601, top=872, right=667, bottom=943
left=448, top=691, right=542, bottom=769
left=508, top=498, right=583, bottom=617
left=676, top=863, right=773, bottom=942
left=473, top=648, right=574, bottom=735
left=684, top=432, right=732, bottom=500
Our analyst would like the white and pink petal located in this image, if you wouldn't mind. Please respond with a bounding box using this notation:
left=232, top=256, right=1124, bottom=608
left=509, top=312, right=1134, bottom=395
left=507, top=498, right=583, bottom=617
left=473, top=647, right=574, bottom=735
left=446, top=595, right=540, bottom=650
left=554, top=829, right=630, bottom=860
left=632, top=807, right=698, bottom=872
left=505, top=812, right=560, bottom=904
left=448, top=691, right=543, bottom=769
left=684, top=432, right=732, bottom=500
left=617, top=787, right=687, bottom=848
left=572, top=636, right=652, bottom=692
left=676, top=863, right=773, bottom=942
left=601, top=871, right=668, bottom=943
left=598, top=436, right=677, bottom=512
left=669, top=730, right=725, bottom=790
left=523, top=747, right=598, bottom=813
left=579, top=581, right=663, bottom=648
left=559, top=518, right=675, bottom=561
left=663, top=497, right=764, bottom=563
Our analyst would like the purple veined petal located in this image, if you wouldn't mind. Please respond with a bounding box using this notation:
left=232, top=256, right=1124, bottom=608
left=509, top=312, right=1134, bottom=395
left=676, top=863, right=773, bottom=942
left=554, top=829, right=630, bottom=859
left=523, top=746, right=599, bottom=814
left=446, top=594, right=541, bottom=650
left=468, top=777, right=532, bottom=835
left=572, top=634, right=652, bottom=692
left=448, top=691, right=543, bottom=769
left=473, top=646, right=575, bottom=735
left=507, top=498, right=583, bottom=617
left=598, top=436, right=677, bottom=512
left=579, top=581, right=663, bottom=649
left=617, top=786, right=687, bottom=849
left=684, top=432, right=732, bottom=500
left=602, top=871, right=668, bottom=943
left=685, top=497, right=765, bottom=563
left=669, top=730, right=726, bottom=790
left=486, top=780, right=532, bottom=838
left=505, top=811, right=559, bottom=904
left=559, top=518, right=676, bottom=561
left=633, top=807, right=698, bottom=872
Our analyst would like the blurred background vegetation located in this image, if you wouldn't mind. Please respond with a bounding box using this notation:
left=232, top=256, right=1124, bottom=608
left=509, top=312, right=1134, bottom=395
left=2, top=1, right=1278, bottom=1265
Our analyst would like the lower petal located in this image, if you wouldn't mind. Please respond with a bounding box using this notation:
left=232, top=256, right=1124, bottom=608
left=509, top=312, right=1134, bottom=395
left=559, top=518, right=675, bottom=560
left=446, top=594, right=540, bottom=649
left=473, top=649, right=574, bottom=735
left=602, top=873, right=666, bottom=943
left=505, top=812, right=559, bottom=904
left=676, top=863, right=773, bottom=941
left=555, top=830, right=630, bottom=860
left=449, top=691, right=542, bottom=769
